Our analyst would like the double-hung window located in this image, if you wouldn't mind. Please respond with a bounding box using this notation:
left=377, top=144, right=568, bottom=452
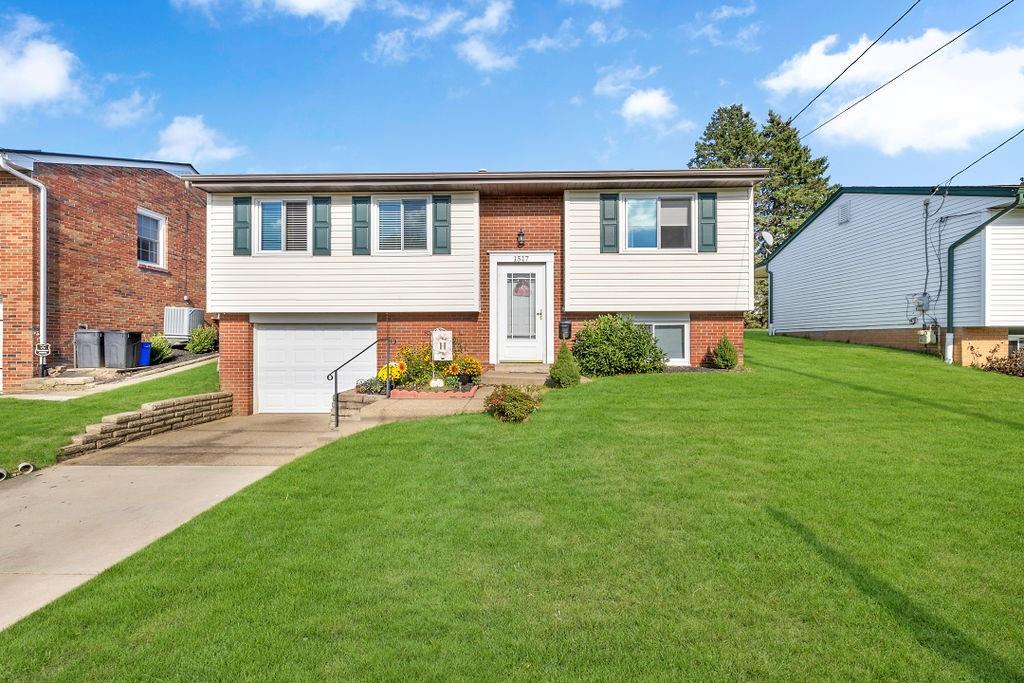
left=137, top=208, right=166, bottom=268
left=636, top=319, right=689, bottom=365
left=1010, top=331, right=1023, bottom=356
left=257, top=198, right=311, bottom=253
left=623, top=194, right=694, bottom=251
left=376, top=197, right=429, bottom=252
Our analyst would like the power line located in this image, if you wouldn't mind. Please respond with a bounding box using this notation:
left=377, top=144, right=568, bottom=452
left=801, top=0, right=1016, bottom=140
left=939, top=125, right=1024, bottom=188
left=788, top=0, right=921, bottom=125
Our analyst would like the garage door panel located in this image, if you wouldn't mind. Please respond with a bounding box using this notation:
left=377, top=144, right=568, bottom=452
left=255, top=324, right=376, bottom=414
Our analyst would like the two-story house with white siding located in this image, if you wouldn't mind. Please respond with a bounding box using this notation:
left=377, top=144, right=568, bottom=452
left=762, top=185, right=1024, bottom=366
left=189, top=169, right=766, bottom=415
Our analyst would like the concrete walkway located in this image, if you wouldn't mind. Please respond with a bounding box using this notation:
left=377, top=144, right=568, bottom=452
left=0, top=414, right=335, bottom=631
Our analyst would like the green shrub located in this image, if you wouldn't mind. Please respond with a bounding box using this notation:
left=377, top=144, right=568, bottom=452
left=484, top=385, right=541, bottom=422
left=185, top=324, right=218, bottom=354
left=549, top=342, right=581, bottom=388
left=711, top=335, right=740, bottom=369
left=148, top=334, right=173, bottom=364
left=356, top=377, right=386, bottom=395
left=571, top=314, right=667, bottom=376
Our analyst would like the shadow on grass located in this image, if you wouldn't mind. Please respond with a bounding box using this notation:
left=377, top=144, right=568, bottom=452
left=769, top=508, right=1021, bottom=682
left=756, top=361, right=1024, bottom=433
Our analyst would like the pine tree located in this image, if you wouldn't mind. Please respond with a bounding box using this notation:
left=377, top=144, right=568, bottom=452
left=689, top=104, right=763, bottom=169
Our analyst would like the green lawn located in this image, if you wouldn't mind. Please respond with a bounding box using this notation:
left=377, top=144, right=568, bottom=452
left=0, top=362, right=220, bottom=472
left=2, top=333, right=1023, bottom=680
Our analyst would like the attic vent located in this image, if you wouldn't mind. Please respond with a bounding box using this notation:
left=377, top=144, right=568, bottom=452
left=837, top=202, right=851, bottom=225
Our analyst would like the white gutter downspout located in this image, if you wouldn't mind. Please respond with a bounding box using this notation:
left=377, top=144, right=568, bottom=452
left=0, top=154, right=48, bottom=376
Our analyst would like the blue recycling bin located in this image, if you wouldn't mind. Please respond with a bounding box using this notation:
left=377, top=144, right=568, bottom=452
left=139, top=342, right=152, bottom=367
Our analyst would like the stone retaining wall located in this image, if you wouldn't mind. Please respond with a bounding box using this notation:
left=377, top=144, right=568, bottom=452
left=57, top=392, right=233, bottom=461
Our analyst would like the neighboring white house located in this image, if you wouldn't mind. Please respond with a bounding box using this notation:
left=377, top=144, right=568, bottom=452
left=190, top=168, right=766, bottom=414
left=762, top=185, right=1024, bottom=366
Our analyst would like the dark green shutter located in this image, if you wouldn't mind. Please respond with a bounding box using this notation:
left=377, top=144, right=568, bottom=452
left=697, top=192, right=717, bottom=253
left=232, top=197, right=251, bottom=256
left=432, top=195, right=451, bottom=255
left=600, top=193, right=619, bottom=253
left=312, top=196, right=331, bottom=255
left=352, top=196, right=370, bottom=255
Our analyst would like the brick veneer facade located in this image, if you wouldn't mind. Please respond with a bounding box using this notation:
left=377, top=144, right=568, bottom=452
left=217, top=313, right=253, bottom=415
left=0, top=163, right=205, bottom=393
left=779, top=326, right=1010, bottom=366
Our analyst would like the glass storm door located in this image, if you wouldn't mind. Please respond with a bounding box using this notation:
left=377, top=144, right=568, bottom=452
left=497, top=264, right=546, bottom=362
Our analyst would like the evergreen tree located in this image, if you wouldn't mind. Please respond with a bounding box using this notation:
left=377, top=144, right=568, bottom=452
left=689, top=106, right=838, bottom=327
left=689, top=104, right=763, bottom=169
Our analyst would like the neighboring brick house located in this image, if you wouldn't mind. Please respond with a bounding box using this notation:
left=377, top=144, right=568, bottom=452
left=193, top=168, right=765, bottom=415
left=0, top=149, right=205, bottom=394
left=761, top=186, right=1024, bottom=366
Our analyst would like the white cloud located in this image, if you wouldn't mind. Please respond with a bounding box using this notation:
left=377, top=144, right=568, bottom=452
left=462, top=0, right=512, bottom=35
left=593, top=63, right=657, bottom=97
left=375, top=0, right=429, bottom=21
left=619, top=88, right=694, bottom=135
left=245, top=0, right=365, bottom=24
left=689, top=0, right=760, bottom=52
left=0, top=15, right=79, bottom=121
left=587, top=20, right=627, bottom=44
left=562, top=0, right=622, bottom=9
left=365, top=28, right=412, bottom=63
left=414, top=7, right=464, bottom=38
left=456, top=35, right=516, bottom=71
left=155, top=115, right=243, bottom=164
left=763, top=29, right=1024, bottom=155
left=102, top=89, right=158, bottom=128
left=524, top=19, right=579, bottom=52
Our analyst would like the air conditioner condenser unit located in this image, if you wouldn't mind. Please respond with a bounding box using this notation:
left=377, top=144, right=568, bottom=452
left=164, top=306, right=205, bottom=343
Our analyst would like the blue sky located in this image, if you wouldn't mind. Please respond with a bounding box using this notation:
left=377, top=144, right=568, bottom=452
left=2, top=0, right=1023, bottom=186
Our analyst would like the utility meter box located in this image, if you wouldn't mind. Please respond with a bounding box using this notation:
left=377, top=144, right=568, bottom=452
left=918, top=327, right=937, bottom=345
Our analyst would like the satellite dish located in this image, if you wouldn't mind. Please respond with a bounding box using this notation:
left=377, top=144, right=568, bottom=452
left=761, top=231, right=775, bottom=247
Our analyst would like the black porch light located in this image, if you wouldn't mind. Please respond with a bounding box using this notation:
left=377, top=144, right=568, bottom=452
left=516, top=228, right=526, bottom=247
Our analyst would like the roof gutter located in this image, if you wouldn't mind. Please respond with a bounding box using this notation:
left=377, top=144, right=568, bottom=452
left=0, top=154, right=48, bottom=375
left=945, top=188, right=1023, bottom=363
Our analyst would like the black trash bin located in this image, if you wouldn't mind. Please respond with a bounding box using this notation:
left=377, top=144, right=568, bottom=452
left=103, top=331, right=142, bottom=369
left=74, top=330, right=104, bottom=368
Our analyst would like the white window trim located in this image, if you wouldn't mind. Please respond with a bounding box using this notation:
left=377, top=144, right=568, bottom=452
left=634, top=314, right=691, bottom=366
left=371, top=194, right=433, bottom=256
left=1009, top=333, right=1023, bottom=354
left=136, top=207, right=167, bottom=268
left=620, top=192, right=698, bottom=254
left=253, top=196, right=313, bottom=256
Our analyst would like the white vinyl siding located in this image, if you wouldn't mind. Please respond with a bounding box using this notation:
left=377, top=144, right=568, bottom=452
left=767, top=193, right=1001, bottom=332
left=206, top=192, right=479, bottom=313
left=986, top=209, right=1024, bottom=326
left=564, top=188, right=753, bottom=312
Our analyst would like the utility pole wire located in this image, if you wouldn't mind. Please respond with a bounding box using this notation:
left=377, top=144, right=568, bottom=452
left=939, top=126, right=1024, bottom=188
left=801, top=0, right=1017, bottom=140
left=788, top=0, right=921, bottom=125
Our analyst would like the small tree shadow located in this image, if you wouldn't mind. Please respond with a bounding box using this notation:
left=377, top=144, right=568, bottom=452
left=768, top=508, right=1022, bottom=681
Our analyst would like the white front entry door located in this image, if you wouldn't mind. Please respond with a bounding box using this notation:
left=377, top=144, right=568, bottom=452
left=255, top=323, right=376, bottom=413
left=496, top=264, right=547, bottom=362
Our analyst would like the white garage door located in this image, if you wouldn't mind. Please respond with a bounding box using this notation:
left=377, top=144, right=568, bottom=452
left=255, top=324, right=376, bottom=413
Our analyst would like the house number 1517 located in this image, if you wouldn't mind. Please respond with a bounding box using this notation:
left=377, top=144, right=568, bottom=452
left=513, top=255, right=529, bottom=262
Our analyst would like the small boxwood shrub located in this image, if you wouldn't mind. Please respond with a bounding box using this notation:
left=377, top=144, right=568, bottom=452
left=711, top=335, right=740, bottom=369
left=148, top=334, right=173, bottom=364
left=185, top=324, right=218, bottom=354
left=484, top=385, right=540, bottom=422
left=549, top=342, right=581, bottom=388
left=571, top=314, right=666, bottom=376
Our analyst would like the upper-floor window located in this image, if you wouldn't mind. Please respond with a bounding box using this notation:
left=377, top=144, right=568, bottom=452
left=137, top=208, right=166, bottom=267
left=623, top=194, right=694, bottom=251
left=376, top=197, right=428, bottom=252
left=256, top=198, right=310, bottom=254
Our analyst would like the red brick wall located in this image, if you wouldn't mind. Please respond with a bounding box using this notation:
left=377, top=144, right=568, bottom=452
left=217, top=314, right=253, bottom=415
left=0, top=174, right=39, bottom=392
left=691, top=312, right=745, bottom=367
left=34, top=163, right=206, bottom=367
left=780, top=326, right=1008, bottom=367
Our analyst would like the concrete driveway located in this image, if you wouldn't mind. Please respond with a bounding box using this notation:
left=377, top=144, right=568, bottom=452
left=0, top=414, right=337, bottom=631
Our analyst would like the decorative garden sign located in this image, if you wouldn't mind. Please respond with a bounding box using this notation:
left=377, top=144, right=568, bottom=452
left=431, top=328, right=453, bottom=362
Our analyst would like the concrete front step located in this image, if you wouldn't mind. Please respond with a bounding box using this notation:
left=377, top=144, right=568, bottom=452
left=333, top=390, right=385, bottom=421
left=481, top=372, right=549, bottom=386
left=493, top=363, right=551, bottom=374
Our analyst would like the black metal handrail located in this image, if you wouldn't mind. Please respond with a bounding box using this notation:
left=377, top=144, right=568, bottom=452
left=327, top=337, right=392, bottom=428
